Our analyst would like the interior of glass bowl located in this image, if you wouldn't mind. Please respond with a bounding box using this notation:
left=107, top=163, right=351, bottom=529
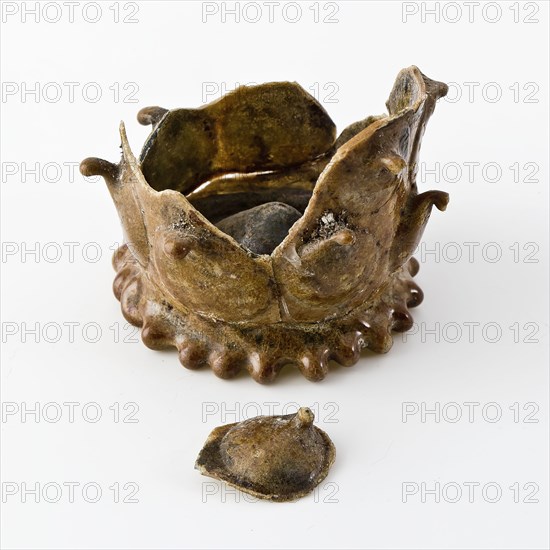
left=185, top=163, right=323, bottom=223
left=137, top=83, right=339, bottom=255
left=187, top=164, right=331, bottom=255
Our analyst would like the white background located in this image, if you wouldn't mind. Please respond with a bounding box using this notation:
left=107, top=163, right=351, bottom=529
left=1, top=1, right=549, bottom=549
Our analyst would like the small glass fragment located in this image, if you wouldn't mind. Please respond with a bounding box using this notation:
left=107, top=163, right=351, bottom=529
left=195, top=407, right=336, bottom=502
